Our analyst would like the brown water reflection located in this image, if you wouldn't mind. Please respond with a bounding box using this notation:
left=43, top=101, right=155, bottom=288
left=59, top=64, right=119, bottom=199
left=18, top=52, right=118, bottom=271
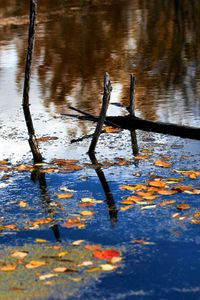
left=0, top=0, right=200, bottom=126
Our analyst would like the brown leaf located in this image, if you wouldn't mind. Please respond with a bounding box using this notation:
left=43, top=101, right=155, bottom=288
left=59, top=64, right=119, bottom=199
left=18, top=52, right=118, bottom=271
left=61, top=164, right=82, bottom=172
left=134, top=155, right=149, bottom=160
left=191, top=219, right=200, bottom=224
left=0, top=160, right=9, bottom=165
left=0, top=224, right=17, bottom=231
left=120, top=184, right=146, bottom=191
left=51, top=159, right=78, bottom=165
left=154, top=160, right=171, bottom=168
left=177, top=203, right=191, bottom=210
left=192, top=212, right=200, bottom=218
left=37, top=136, right=58, bottom=142
left=125, top=195, right=143, bottom=203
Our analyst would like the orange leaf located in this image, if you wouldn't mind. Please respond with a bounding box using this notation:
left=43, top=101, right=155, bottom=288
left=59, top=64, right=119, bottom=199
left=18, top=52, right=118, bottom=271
left=57, top=193, right=74, bottom=199
left=120, top=184, right=146, bottom=191
left=80, top=210, right=95, bottom=216
left=63, top=217, right=85, bottom=228
left=37, top=136, right=58, bottom=142
left=0, top=265, right=17, bottom=271
left=134, top=155, right=149, bottom=160
left=147, top=180, right=167, bottom=188
left=125, top=195, right=143, bottom=203
left=85, top=244, right=102, bottom=251
left=93, top=249, right=121, bottom=260
left=192, top=212, right=200, bottom=218
left=31, top=218, right=53, bottom=226
left=51, top=159, right=78, bottom=165
left=157, top=189, right=178, bottom=195
left=105, top=126, right=121, bottom=133
left=25, top=260, right=46, bottom=269
left=154, top=160, right=171, bottom=168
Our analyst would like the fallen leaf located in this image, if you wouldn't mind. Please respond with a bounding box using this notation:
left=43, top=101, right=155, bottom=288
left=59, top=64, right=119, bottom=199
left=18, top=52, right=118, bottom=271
left=0, top=265, right=17, bottom=271
left=154, top=160, right=171, bottom=168
left=26, top=260, right=46, bottom=269
left=120, top=184, right=146, bottom=191
left=132, top=240, right=155, bottom=245
left=141, top=205, right=157, bottom=210
left=124, top=195, right=142, bottom=203
left=39, top=273, right=57, bottom=280
left=63, top=217, right=85, bottom=228
left=86, top=267, right=101, bottom=273
left=147, top=180, right=167, bottom=188
left=105, top=126, right=121, bottom=133
left=19, top=201, right=27, bottom=208
left=134, top=155, right=149, bottom=160
left=0, top=224, right=17, bottom=230
left=157, top=189, right=178, bottom=195
left=35, top=239, right=48, bottom=243
left=120, top=205, right=133, bottom=211
left=72, top=240, right=84, bottom=246
left=80, top=210, right=95, bottom=217
left=191, top=219, right=200, bottom=224
left=174, top=185, right=193, bottom=192
left=100, top=264, right=117, bottom=271
left=136, top=191, right=158, bottom=200
left=177, top=203, right=191, bottom=210
left=37, top=136, right=58, bottom=142
left=56, top=193, right=74, bottom=199
left=54, top=267, right=68, bottom=273
left=11, top=251, right=28, bottom=259
left=0, top=160, right=9, bottom=165
left=110, top=256, right=122, bottom=264
left=192, top=212, right=200, bottom=218
left=58, top=252, right=69, bottom=257
left=31, top=218, right=53, bottom=226
left=159, top=200, right=176, bottom=206
left=61, top=164, right=82, bottom=172
left=172, top=213, right=181, bottom=218
left=79, top=261, right=93, bottom=267
left=85, top=244, right=102, bottom=251
left=51, top=159, right=78, bottom=165
left=93, top=249, right=121, bottom=260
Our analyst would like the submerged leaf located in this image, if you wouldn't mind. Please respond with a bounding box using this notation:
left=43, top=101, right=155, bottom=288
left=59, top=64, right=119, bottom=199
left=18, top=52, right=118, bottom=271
left=154, top=160, right=171, bottom=168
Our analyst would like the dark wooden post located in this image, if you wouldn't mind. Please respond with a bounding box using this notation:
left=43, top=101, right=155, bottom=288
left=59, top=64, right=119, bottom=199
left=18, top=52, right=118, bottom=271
left=22, top=0, right=42, bottom=163
left=129, top=74, right=135, bottom=117
left=88, top=73, right=112, bottom=153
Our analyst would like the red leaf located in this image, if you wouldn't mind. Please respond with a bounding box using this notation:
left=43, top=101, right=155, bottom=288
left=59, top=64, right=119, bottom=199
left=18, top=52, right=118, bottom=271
left=93, top=249, right=121, bottom=260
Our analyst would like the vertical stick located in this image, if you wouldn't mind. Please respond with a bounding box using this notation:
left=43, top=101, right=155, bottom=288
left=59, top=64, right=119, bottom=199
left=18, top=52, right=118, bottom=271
left=22, top=0, right=42, bottom=163
left=88, top=73, right=112, bottom=153
left=129, top=74, right=135, bottom=117
left=89, top=153, right=118, bottom=223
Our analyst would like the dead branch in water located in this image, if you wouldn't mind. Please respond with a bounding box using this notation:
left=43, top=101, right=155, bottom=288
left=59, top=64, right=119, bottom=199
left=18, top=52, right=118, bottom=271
left=22, top=0, right=42, bottom=163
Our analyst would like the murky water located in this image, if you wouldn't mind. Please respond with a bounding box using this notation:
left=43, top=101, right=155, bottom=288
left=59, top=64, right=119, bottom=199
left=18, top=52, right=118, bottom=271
left=0, top=0, right=200, bottom=161
left=0, top=1, right=200, bottom=299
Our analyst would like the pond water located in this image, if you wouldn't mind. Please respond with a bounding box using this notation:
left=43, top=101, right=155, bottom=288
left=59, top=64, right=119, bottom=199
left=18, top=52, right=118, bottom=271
left=0, top=1, right=200, bottom=299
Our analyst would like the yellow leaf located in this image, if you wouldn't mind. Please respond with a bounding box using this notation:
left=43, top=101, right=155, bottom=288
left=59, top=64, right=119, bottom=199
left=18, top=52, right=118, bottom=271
left=120, top=205, right=133, bottom=211
left=193, top=212, right=200, bottom=218
left=125, top=195, right=142, bottom=203
left=191, top=219, right=200, bottom=224
left=86, top=267, right=101, bottom=273
left=141, top=205, right=156, bottom=210
left=31, top=218, right=53, bottom=226
left=19, top=201, right=27, bottom=208
left=120, top=184, right=146, bottom=191
left=105, top=126, right=121, bottom=133
left=35, top=239, right=48, bottom=243
left=26, top=260, right=46, bottom=269
left=110, top=257, right=122, bottom=264
left=80, top=210, right=95, bottom=216
left=58, top=252, right=69, bottom=257
left=100, top=264, right=117, bottom=271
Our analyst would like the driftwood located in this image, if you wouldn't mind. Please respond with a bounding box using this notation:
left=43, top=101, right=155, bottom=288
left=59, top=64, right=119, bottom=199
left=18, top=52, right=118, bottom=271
left=22, top=0, right=42, bottom=163
left=67, top=107, right=200, bottom=141
left=88, top=73, right=112, bottom=153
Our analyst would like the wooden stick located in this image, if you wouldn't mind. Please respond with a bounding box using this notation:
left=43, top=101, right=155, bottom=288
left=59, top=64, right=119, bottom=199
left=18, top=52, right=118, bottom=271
left=129, top=74, right=136, bottom=117
left=88, top=73, right=112, bottom=153
left=22, top=0, right=42, bottom=163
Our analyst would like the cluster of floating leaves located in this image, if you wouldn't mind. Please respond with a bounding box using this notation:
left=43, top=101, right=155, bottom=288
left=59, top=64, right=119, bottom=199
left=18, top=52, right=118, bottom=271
left=119, top=168, right=200, bottom=223
left=0, top=243, right=122, bottom=299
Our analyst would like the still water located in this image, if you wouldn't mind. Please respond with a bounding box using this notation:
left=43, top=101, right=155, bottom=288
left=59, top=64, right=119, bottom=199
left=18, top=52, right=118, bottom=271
left=0, top=1, right=200, bottom=299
